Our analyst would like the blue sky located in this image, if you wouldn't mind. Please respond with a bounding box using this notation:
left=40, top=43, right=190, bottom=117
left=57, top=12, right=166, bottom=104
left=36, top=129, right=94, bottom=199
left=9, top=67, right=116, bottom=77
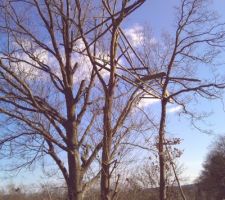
left=127, top=0, right=225, bottom=182
left=1, top=0, right=225, bottom=188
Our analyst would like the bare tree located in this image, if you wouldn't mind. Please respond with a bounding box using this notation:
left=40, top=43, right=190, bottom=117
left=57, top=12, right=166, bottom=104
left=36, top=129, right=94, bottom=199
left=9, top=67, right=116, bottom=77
left=0, top=0, right=101, bottom=198
left=73, top=1, right=166, bottom=199
left=131, top=0, right=225, bottom=199
left=0, top=1, right=151, bottom=200
left=1, top=1, right=224, bottom=200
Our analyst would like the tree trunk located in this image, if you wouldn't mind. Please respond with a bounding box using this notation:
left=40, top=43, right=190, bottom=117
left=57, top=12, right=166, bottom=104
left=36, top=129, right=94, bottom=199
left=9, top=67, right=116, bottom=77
left=101, top=100, right=113, bottom=200
left=67, top=151, right=83, bottom=200
left=101, top=134, right=112, bottom=200
left=100, top=20, right=118, bottom=200
left=66, top=119, right=83, bottom=200
left=159, top=99, right=167, bottom=200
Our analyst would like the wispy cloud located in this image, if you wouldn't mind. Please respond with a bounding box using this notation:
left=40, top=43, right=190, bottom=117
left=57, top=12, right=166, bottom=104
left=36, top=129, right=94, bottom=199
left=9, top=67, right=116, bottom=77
left=124, top=24, right=144, bottom=47
left=167, top=105, right=182, bottom=113
left=124, top=24, right=157, bottom=47
left=138, top=97, right=160, bottom=108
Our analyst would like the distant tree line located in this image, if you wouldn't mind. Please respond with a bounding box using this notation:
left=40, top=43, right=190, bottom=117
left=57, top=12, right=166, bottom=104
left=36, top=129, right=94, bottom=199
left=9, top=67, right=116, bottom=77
left=197, top=135, right=225, bottom=200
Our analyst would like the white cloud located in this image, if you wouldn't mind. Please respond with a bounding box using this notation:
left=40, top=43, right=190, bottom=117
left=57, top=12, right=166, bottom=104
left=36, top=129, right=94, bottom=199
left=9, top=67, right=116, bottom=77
left=124, top=24, right=157, bottom=47
left=138, top=96, right=160, bottom=108
left=124, top=24, right=144, bottom=47
left=72, top=39, right=113, bottom=80
left=137, top=97, right=183, bottom=114
left=71, top=54, right=92, bottom=82
left=9, top=52, right=42, bottom=79
left=167, top=105, right=182, bottom=113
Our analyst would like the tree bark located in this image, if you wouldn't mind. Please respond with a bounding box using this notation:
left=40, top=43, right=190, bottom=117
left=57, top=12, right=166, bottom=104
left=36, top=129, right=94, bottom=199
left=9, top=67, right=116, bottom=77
left=65, top=85, right=83, bottom=200
left=66, top=121, right=83, bottom=200
left=101, top=144, right=111, bottom=200
left=101, top=93, right=113, bottom=200
left=100, top=22, right=118, bottom=200
left=67, top=152, right=83, bottom=200
left=159, top=99, right=167, bottom=200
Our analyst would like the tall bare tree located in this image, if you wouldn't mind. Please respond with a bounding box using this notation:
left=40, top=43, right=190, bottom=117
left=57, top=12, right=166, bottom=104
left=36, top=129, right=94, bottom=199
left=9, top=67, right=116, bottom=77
left=0, top=0, right=151, bottom=200
left=73, top=1, right=166, bottom=199
left=0, top=1, right=104, bottom=199
left=114, top=0, right=225, bottom=199
left=136, top=0, right=225, bottom=199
